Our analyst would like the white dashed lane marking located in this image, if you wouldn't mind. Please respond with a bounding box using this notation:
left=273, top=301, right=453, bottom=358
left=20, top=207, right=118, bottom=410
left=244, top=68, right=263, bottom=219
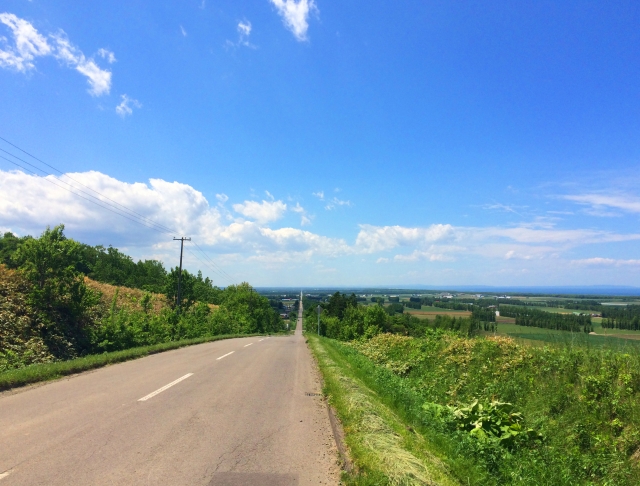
left=138, top=373, right=193, bottom=402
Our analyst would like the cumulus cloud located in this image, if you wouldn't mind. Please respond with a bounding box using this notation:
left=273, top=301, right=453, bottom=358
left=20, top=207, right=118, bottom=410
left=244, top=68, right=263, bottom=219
left=232, top=199, right=287, bottom=224
left=0, top=13, right=113, bottom=96
left=2, top=167, right=639, bottom=285
left=312, top=191, right=324, bottom=200
left=0, top=169, right=350, bottom=260
left=269, top=0, right=317, bottom=41
left=115, top=94, right=142, bottom=117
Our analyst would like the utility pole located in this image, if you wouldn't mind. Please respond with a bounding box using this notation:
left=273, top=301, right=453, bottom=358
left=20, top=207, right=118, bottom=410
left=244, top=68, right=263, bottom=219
left=173, top=237, right=191, bottom=313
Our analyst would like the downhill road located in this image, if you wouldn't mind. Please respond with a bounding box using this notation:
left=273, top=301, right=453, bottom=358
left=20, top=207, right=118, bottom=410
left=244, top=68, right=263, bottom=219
left=0, top=302, right=339, bottom=485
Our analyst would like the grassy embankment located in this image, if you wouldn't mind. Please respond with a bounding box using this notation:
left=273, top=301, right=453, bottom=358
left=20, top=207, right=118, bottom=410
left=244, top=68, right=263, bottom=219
left=0, top=333, right=260, bottom=392
left=308, top=334, right=468, bottom=485
left=309, top=332, right=640, bottom=485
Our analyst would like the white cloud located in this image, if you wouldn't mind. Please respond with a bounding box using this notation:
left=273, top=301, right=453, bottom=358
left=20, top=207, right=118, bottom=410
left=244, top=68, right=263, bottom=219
left=0, top=12, right=51, bottom=72
left=115, top=94, right=142, bottom=117
left=291, top=202, right=312, bottom=226
left=356, top=224, right=455, bottom=253
left=312, top=191, right=324, bottom=200
left=180, top=25, right=187, bottom=37
left=482, top=202, right=524, bottom=216
left=97, top=48, right=116, bottom=64
left=238, top=21, right=251, bottom=37
left=269, top=0, right=317, bottom=41
left=393, top=251, right=454, bottom=263
left=355, top=222, right=640, bottom=264
left=51, top=32, right=112, bottom=96
left=226, top=20, right=254, bottom=48
left=0, top=169, right=348, bottom=258
left=232, top=199, right=287, bottom=224
left=564, top=193, right=640, bottom=215
left=2, top=168, right=640, bottom=284
left=572, top=258, right=640, bottom=267
left=0, top=13, right=113, bottom=96
left=325, top=197, right=351, bottom=210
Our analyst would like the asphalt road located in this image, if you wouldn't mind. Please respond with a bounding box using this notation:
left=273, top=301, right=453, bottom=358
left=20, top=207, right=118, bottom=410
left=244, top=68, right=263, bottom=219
left=0, top=306, right=339, bottom=485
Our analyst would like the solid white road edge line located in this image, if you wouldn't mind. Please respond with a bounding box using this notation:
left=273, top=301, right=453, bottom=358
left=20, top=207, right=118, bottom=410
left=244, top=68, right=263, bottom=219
left=216, top=351, right=234, bottom=360
left=244, top=343, right=253, bottom=347
left=138, top=373, right=194, bottom=402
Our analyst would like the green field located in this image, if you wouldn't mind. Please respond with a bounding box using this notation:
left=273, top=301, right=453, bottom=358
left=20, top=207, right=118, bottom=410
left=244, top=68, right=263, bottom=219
left=491, top=322, right=640, bottom=350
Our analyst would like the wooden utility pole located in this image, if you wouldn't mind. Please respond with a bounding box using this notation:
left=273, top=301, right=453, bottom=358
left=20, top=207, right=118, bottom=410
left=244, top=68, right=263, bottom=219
left=173, top=237, right=191, bottom=313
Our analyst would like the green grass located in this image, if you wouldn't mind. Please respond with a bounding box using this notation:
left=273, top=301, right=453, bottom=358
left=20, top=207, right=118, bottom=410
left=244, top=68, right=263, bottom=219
left=494, top=322, right=640, bottom=350
left=311, top=332, right=640, bottom=485
left=0, top=333, right=261, bottom=391
left=307, top=334, right=487, bottom=485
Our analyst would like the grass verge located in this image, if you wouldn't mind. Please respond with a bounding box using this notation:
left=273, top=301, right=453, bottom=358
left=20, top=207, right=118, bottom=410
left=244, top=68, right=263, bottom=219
left=0, top=333, right=261, bottom=392
left=308, top=334, right=482, bottom=486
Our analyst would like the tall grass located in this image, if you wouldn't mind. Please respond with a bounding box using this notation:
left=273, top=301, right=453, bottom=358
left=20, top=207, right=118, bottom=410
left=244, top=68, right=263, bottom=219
left=311, top=331, right=640, bottom=485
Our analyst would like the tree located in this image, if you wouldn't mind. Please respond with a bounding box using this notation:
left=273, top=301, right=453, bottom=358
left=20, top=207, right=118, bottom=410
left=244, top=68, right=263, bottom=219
left=0, top=232, right=29, bottom=268
left=12, top=225, right=100, bottom=357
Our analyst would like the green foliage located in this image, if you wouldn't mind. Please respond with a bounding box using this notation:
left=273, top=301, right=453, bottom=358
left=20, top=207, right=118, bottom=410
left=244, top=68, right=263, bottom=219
left=449, top=399, right=542, bottom=449
left=384, top=302, right=404, bottom=315
left=0, top=231, right=29, bottom=268
left=12, top=225, right=101, bottom=357
left=344, top=332, right=640, bottom=484
left=90, top=245, right=167, bottom=292
left=501, top=305, right=593, bottom=332
left=325, top=291, right=358, bottom=319
left=0, top=225, right=283, bottom=376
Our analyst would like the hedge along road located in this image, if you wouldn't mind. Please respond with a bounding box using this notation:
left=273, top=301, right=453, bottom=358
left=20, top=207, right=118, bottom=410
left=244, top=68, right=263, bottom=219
left=0, top=311, right=340, bottom=485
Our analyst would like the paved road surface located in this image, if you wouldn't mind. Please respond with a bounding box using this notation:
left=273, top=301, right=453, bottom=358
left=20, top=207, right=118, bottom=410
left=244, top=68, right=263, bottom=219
left=0, top=304, right=339, bottom=485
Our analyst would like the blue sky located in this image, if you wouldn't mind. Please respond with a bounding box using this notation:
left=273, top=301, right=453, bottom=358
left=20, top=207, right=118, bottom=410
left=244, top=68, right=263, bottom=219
left=1, top=0, right=639, bottom=287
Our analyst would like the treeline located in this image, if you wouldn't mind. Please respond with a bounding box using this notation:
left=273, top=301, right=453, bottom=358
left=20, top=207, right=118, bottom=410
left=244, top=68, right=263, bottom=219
left=2, top=231, right=167, bottom=293
left=601, top=307, right=640, bottom=331
left=500, top=306, right=593, bottom=333
left=0, top=225, right=283, bottom=372
left=304, top=292, right=496, bottom=340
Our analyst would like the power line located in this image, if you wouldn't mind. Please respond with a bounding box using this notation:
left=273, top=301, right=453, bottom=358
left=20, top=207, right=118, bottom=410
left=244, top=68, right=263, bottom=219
left=0, top=136, right=174, bottom=231
left=0, top=148, right=179, bottom=235
left=191, top=241, right=238, bottom=284
left=185, top=247, right=234, bottom=286
left=0, top=136, right=239, bottom=286
left=0, top=154, right=177, bottom=236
